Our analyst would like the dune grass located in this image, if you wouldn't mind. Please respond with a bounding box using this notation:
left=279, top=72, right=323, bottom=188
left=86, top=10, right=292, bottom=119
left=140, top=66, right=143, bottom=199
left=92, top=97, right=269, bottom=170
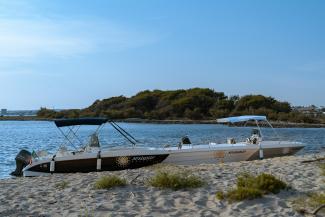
left=319, top=163, right=325, bottom=176
left=94, top=175, right=127, bottom=190
left=292, top=164, right=325, bottom=215
left=55, top=181, right=69, bottom=190
left=149, top=170, right=205, bottom=190
left=292, top=192, right=325, bottom=215
left=216, top=173, right=288, bottom=202
left=290, top=163, right=325, bottom=214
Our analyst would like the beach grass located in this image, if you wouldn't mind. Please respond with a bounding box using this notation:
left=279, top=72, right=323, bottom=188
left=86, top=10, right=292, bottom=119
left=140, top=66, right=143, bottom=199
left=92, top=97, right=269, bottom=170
left=55, top=181, right=69, bottom=190
left=149, top=170, right=205, bottom=190
left=238, top=173, right=288, bottom=194
left=94, top=175, right=127, bottom=189
left=292, top=192, right=325, bottom=214
left=217, top=187, right=263, bottom=202
left=319, top=163, right=325, bottom=176
left=217, top=173, right=288, bottom=202
left=79, top=206, right=95, bottom=217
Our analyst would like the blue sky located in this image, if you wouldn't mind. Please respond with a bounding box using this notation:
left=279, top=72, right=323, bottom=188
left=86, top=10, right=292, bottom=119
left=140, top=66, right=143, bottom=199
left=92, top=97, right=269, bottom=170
left=0, top=0, right=324, bottom=109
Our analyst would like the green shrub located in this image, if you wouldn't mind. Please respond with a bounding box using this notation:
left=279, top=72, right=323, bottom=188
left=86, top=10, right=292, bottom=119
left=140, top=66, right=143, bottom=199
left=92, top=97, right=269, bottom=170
left=217, top=173, right=287, bottom=202
left=236, top=173, right=256, bottom=188
left=216, top=191, right=225, bottom=200
left=94, top=175, right=127, bottom=189
left=255, top=173, right=287, bottom=194
left=226, top=187, right=263, bottom=202
left=237, top=173, right=287, bottom=194
left=149, top=170, right=205, bottom=190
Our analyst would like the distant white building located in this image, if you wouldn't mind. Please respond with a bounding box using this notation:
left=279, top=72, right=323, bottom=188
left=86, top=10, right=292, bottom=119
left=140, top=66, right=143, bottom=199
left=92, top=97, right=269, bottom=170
left=293, top=105, right=324, bottom=117
left=1, top=109, right=7, bottom=115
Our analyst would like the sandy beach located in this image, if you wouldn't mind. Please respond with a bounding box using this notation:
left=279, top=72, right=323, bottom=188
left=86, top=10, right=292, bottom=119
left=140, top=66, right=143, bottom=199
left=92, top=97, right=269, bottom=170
left=1, top=153, right=324, bottom=217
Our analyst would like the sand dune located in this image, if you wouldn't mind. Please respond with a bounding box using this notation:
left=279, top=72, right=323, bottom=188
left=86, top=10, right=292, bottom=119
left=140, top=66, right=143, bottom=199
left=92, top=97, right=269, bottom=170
left=0, top=153, right=324, bottom=217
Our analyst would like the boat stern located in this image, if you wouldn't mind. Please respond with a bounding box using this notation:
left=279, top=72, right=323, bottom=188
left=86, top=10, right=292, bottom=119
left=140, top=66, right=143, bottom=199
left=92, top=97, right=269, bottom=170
left=10, top=149, right=32, bottom=177
left=248, top=141, right=305, bottom=160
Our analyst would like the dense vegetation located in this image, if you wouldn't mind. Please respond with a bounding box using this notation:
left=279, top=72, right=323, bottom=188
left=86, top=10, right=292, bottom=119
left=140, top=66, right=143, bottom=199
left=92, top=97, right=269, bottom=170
left=37, top=88, right=325, bottom=123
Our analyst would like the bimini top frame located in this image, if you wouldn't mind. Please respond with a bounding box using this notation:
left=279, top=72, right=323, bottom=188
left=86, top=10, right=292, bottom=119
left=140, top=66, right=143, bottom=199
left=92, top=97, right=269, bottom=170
left=54, top=118, right=138, bottom=151
left=217, top=115, right=267, bottom=123
left=54, top=118, right=108, bottom=128
left=216, top=115, right=279, bottom=159
left=216, top=115, right=279, bottom=140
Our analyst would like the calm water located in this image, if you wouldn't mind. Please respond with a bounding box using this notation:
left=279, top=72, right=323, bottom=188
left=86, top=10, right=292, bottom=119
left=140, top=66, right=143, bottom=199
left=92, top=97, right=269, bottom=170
left=1, top=121, right=325, bottom=178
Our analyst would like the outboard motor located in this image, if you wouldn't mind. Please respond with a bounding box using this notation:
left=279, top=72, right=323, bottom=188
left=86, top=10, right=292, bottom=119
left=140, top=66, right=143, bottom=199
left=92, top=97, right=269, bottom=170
left=178, top=136, right=192, bottom=149
left=10, top=150, right=32, bottom=177
left=181, top=136, right=192, bottom=145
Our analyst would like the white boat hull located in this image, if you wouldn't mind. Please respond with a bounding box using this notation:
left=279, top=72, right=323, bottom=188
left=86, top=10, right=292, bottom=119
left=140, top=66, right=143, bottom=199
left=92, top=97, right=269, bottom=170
left=164, top=147, right=256, bottom=165
left=163, top=141, right=304, bottom=165
left=21, top=141, right=304, bottom=177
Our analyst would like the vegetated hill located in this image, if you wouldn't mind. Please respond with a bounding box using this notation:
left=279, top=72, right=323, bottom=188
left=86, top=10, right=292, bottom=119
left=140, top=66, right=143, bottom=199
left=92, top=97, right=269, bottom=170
left=37, top=88, right=324, bottom=123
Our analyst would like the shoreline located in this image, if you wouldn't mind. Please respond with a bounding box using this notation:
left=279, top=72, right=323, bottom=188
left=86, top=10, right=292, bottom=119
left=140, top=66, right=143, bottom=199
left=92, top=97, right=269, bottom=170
left=118, top=118, right=325, bottom=128
left=1, top=116, right=325, bottom=128
left=1, top=153, right=324, bottom=216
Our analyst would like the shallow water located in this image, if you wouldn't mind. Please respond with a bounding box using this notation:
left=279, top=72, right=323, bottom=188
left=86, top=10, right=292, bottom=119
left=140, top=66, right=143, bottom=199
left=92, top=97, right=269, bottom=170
left=1, top=121, right=324, bottom=178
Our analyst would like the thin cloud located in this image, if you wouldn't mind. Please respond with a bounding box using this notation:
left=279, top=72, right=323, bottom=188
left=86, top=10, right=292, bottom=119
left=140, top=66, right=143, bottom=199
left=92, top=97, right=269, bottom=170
left=0, top=18, right=161, bottom=60
left=0, top=0, right=37, bottom=18
left=296, top=61, right=325, bottom=73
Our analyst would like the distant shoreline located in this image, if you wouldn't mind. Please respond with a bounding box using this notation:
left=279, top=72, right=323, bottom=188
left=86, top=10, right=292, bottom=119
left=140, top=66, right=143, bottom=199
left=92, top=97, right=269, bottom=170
left=0, top=116, right=47, bottom=121
left=1, top=116, right=325, bottom=128
left=118, top=118, right=325, bottom=128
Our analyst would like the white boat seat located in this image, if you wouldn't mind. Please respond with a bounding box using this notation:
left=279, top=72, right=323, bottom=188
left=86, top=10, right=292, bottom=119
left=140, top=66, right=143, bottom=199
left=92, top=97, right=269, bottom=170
left=227, top=138, right=236, bottom=144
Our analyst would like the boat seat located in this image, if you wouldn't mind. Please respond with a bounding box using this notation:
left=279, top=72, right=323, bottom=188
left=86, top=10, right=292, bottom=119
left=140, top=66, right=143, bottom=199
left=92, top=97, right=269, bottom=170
left=227, top=138, right=236, bottom=144
left=89, top=133, right=100, bottom=147
left=246, top=135, right=260, bottom=144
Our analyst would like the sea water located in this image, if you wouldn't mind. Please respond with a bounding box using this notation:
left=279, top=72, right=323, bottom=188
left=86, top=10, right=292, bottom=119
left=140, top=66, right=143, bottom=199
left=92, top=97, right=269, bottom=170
left=0, top=121, right=324, bottom=178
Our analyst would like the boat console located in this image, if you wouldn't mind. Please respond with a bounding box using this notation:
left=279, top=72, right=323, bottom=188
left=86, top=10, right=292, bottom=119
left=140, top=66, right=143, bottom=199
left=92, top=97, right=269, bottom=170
left=246, top=128, right=261, bottom=144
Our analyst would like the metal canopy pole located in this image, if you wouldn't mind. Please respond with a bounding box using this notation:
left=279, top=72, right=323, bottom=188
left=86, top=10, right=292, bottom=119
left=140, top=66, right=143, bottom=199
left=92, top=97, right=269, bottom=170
left=68, top=126, right=84, bottom=147
left=255, top=120, right=264, bottom=160
left=265, top=119, right=281, bottom=144
left=57, top=127, right=79, bottom=151
left=109, top=122, right=136, bottom=146
left=111, top=121, right=139, bottom=143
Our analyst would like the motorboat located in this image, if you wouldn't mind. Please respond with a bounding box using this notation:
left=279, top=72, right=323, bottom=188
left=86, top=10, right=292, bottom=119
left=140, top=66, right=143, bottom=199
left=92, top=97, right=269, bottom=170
left=11, top=118, right=169, bottom=177
left=216, top=115, right=305, bottom=160
left=11, top=116, right=305, bottom=177
left=163, top=115, right=305, bottom=165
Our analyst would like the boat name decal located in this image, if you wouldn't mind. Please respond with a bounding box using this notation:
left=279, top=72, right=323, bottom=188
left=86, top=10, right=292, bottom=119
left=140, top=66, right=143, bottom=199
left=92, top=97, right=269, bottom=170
left=40, top=164, right=48, bottom=168
left=132, top=156, right=156, bottom=161
left=228, top=150, right=246, bottom=154
left=214, top=150, right=246, bottom=159
left=214, top=151, right=225, bottom=159
left=116, top=156, right=130, bottom=167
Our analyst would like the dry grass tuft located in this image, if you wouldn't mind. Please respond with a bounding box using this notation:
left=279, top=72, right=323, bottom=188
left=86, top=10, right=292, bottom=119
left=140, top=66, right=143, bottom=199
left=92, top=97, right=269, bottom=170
left=292, top=192, right=325, bottom=215
left=217, top=173, right=288, bottom=202
left=149, top=170, right=205, bottom=190
left=55, top=181, right=69, bottom=190
left=94, top=175, right=127, bottom=189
